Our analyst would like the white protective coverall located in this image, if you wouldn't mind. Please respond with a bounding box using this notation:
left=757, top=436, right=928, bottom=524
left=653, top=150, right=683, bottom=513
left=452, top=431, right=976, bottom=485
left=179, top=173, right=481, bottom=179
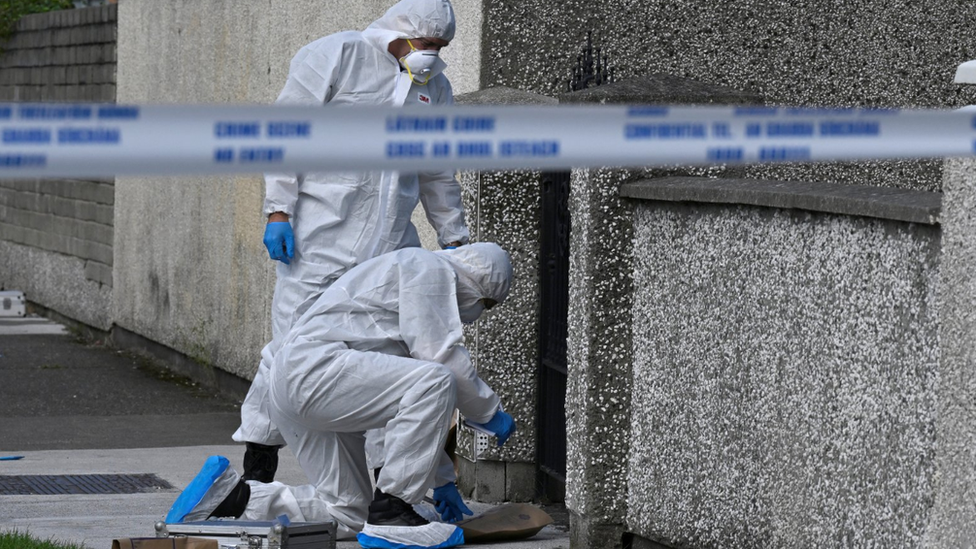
left=233, top=0, right=468, bottom=450
left=240, top=243, right=511, bottom=539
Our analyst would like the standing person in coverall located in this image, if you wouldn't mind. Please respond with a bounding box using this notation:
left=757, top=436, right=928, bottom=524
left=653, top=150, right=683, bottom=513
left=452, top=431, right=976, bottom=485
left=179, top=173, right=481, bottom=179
left=233, top=0, right=468, bottom=507
left=167, top=243, right=518, bottom=549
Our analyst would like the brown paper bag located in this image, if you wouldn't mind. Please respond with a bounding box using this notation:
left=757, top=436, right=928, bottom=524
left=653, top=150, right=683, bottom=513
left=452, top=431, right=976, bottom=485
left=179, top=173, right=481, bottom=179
left=111, top=537, right=218, bottom=549
left=456, top=502, right=554, bottom=543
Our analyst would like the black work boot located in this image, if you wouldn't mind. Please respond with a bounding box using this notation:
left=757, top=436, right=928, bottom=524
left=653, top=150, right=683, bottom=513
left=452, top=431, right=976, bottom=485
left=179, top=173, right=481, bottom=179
left=361, top=488, right=463, bottom=548
left=208, top=479, right=251, bottom=519
left=242, top=442, right=280, bottom=483
left=367, top=488, right=429, bottom=527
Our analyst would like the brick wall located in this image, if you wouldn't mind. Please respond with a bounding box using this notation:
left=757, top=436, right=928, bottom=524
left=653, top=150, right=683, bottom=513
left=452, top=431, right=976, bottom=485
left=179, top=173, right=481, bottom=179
left=0, top=5, right=116, bottom=288
left=0, top=178, right=114, bottom=285
left=0, top=5, right=117, bottom=102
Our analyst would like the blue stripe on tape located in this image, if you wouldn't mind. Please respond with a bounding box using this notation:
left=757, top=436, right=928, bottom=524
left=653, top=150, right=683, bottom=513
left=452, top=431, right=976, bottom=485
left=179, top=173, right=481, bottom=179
left=734, top=107, right=778, bottom=116
left=267, top=121, right=311, bottom=138
left=453, top=116, right=495, bottom=132
left=19, top=105, right=91, bottom=120
left=215, top=122, right=261, bottom=138
left=627, top=106, right=669, bottom=117
left=98, top=106, right=140, bottom=120
left=759, top=146, right=811, bottom=161
left=707, top=147, right=744, bottom=161
left=3, top=128, right=51, bottom=144
left=820, top=121, right=880, bottom=137
left=0, top=154, right=46, bottom=167
left=58, top=127, right=120, bottom=144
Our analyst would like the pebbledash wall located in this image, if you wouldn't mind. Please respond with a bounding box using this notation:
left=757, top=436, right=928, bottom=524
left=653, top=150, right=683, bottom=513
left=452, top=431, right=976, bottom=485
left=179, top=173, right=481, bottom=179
left=0, top=5, right=117, bottom=329
left=480, top=0, right=976, bottom=193
left=464, top=1, right=976, bottom=547
left=622, top=178, right=942, bottom=547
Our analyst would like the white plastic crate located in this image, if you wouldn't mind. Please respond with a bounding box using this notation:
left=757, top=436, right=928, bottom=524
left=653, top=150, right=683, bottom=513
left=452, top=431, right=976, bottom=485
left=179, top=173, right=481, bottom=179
left=0, top=291, right=26, bottom=317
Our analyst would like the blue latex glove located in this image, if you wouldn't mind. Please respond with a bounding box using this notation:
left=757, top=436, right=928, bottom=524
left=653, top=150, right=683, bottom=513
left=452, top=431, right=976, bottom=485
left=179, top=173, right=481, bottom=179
left=263, top=222, right=295, bottom=264
left=471, top=409, right=517, bottom=447
left=432, top=482, right=473, bottom=523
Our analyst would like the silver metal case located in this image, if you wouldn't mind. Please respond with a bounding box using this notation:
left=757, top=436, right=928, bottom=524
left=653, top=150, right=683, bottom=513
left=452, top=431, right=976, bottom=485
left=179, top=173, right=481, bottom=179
left=155, top=520, right=337, bottom=549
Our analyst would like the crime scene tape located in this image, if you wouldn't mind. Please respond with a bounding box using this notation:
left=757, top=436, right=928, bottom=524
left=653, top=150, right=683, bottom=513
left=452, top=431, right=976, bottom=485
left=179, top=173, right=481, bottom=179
left=0, top=102, right=974, bottom=178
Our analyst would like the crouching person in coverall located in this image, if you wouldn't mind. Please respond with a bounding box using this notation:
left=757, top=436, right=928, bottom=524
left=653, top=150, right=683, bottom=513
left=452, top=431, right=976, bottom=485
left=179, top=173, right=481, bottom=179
left=166, top=243, right=518, bottom=549
left=237, top=0, right=468, bottom=487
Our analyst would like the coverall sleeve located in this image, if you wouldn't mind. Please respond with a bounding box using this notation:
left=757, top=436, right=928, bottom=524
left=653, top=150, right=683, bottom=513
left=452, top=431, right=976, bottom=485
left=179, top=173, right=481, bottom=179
left=433, top=450, right=457, bottom=487
left=263, top=45, right=342, bottom=216
left=418, top=79, right=470, bottom=248
left=418, top=170, right=470, bottom=248
left=398, top=260, right=499, bottom=424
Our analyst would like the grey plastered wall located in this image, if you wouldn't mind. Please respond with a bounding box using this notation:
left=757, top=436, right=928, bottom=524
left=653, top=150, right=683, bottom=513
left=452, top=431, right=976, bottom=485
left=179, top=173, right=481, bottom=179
left=623, top=178, right=941, bottom=547
left=481, top=0, right=976, bottom=192
left=0, top=6, right=117, bottom=329
left=115, top=0, right=483, bottom=380
left=930, top=157, right=976, bottom=545
left=560, top=75, right=763, bottom=548
left=453, top=86, right=556, bottom=502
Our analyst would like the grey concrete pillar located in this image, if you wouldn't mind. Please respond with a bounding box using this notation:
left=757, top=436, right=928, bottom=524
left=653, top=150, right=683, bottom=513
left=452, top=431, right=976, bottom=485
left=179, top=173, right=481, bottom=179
left=931, top=155, right=976, bottom=545
left=453, top=86, right=556, bottom=502
left=558, top=75, right=762, bottom=549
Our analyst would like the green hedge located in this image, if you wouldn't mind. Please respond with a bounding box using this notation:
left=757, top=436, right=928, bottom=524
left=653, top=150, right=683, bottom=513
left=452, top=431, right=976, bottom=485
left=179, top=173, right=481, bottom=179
left=0, top=0, right=74, bottom=44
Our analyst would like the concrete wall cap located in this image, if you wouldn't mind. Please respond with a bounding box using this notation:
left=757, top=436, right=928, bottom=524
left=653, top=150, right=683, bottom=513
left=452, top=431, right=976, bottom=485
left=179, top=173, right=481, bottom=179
left=558, top=74, right=764, bottom=105
left=455, top=85, right=558, bottom=105
left=621, top=177, right=941, bottom=225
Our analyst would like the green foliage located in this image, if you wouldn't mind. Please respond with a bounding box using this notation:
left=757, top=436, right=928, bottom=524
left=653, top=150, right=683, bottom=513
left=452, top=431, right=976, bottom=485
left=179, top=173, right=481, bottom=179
left=0, top=0, right=74, bottom=44
left=0, top=530, right=88, bottom=549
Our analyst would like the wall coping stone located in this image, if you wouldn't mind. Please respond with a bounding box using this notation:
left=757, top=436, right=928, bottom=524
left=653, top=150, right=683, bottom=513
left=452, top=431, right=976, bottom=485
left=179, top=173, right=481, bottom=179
left=558, top=73, right=764, bottom=105
left=621, top=176, right=942, bottom=225
left=455, top=85, right=557, bottom=105
left=14, top=5, right=116, bottom=33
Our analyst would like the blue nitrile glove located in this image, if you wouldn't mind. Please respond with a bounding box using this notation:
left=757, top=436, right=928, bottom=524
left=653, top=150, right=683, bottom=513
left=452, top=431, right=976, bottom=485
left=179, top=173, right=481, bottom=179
left=263, top=222, right=295, bottom=264
left=471, top=409, right=516, bottom=447
left=432, top=482, right=473, bottom=523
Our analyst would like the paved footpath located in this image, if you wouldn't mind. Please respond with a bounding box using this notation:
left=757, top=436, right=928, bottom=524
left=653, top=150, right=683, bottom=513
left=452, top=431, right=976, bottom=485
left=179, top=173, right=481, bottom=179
left=0, top=316, right=568, bottom=549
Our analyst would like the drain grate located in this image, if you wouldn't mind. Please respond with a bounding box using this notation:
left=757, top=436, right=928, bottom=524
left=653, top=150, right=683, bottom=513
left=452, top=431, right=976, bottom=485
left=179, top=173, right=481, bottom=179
left=0, top=473, right=174, bottom=495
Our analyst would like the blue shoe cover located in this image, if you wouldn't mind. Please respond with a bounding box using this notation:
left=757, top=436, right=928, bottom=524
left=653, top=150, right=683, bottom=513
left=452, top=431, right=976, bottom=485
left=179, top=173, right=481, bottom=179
left=357, top=524, right=464, bottom=549
left=165, top=455, right=231, bottom=523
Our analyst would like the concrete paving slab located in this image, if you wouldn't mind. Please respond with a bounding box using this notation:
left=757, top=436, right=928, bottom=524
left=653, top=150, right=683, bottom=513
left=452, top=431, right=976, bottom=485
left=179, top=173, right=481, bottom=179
left=0, top=446, right=568, bottom=549
left=0, top=316, right=69, bottom=336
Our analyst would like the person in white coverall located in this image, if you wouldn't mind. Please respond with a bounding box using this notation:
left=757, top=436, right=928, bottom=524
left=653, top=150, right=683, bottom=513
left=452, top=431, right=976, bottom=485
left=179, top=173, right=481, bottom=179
left=166, top=244, right=518, bottom=549
left=233, top=0, right=468, bottom=491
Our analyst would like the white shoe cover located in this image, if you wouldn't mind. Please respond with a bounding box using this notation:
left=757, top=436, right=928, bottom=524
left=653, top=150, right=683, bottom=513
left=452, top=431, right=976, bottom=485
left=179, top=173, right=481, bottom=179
left=357, top=521, right=464, bottom=549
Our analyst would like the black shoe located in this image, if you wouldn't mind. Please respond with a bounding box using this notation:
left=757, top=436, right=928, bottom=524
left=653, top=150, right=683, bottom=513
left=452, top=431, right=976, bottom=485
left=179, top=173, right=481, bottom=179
left=367, top=488, right=429, bottom=527
left=208, top=479, right=251, bottom=519
left=242, top=442, right=280, bottom=483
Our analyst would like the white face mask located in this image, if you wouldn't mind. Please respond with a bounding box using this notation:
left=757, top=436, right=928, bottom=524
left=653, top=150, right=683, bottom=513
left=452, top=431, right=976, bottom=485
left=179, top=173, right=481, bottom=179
left=399, top=40, right=441, bottom=85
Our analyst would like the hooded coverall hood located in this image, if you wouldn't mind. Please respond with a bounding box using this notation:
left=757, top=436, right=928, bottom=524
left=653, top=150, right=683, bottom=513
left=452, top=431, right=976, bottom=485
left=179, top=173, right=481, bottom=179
left=363, top=0, right=455, bottom=80
left=366, top=0, right=457, bottom=43
left=436, top=242, right=513, bottom=323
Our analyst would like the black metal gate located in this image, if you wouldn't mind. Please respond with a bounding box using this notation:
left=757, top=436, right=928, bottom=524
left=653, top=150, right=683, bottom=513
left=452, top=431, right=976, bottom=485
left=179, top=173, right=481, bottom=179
left=538, top=170, right=571, bottom=496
